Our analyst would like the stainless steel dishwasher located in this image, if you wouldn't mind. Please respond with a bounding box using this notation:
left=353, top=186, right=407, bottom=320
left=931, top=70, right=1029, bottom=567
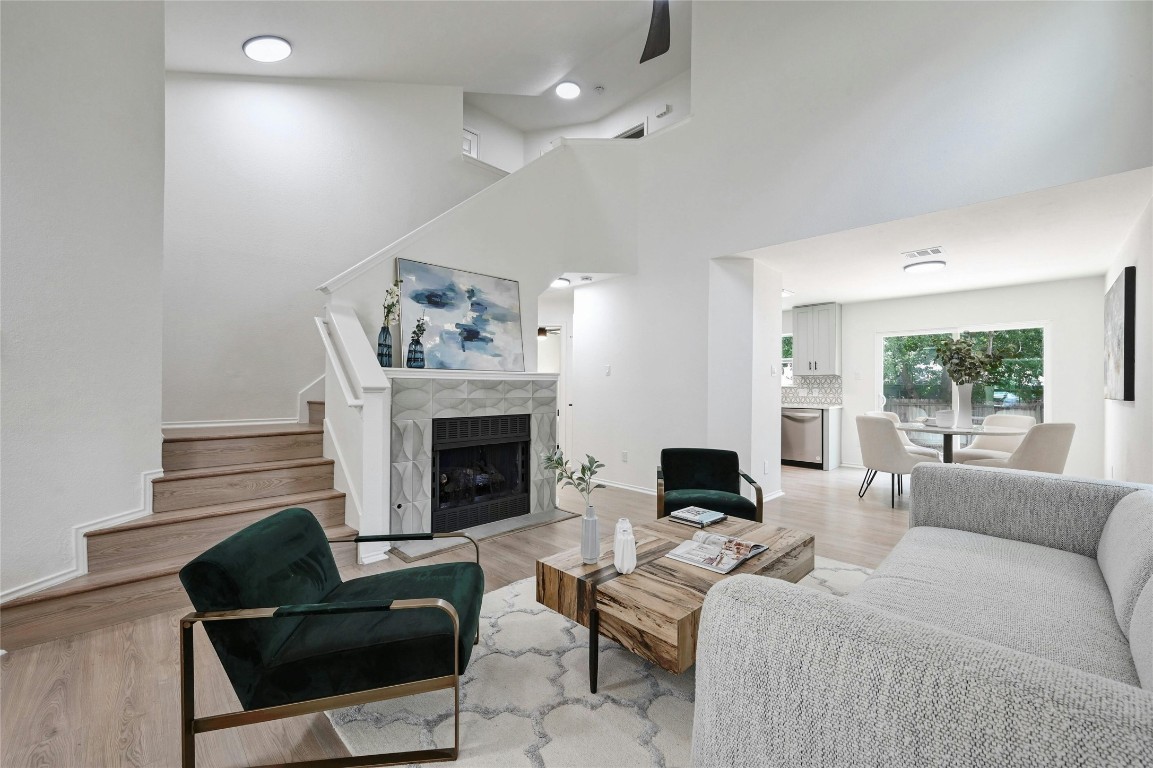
left=782, top=408, right=823, bottom=467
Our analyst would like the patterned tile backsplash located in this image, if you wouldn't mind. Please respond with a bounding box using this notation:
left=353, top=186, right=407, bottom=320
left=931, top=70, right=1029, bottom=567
left=782, top=374, right=843, bottom=406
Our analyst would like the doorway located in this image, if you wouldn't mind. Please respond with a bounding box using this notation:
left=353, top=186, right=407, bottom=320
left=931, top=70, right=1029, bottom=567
left=536, top=325, right=570, bottom=458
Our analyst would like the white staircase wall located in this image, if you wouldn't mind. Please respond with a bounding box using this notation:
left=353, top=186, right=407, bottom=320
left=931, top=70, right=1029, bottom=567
left=163, top=74, right=504, bottom=423
left=1, top=2, right=165, bottom=594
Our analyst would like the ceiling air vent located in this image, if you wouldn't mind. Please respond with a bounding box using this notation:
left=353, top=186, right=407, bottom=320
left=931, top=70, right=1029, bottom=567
left=902, top=246, right=945, bottom=259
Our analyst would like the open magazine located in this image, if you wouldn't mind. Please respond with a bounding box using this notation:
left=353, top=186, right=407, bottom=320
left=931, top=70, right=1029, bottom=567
left=665, top=532, right=768, bottom=574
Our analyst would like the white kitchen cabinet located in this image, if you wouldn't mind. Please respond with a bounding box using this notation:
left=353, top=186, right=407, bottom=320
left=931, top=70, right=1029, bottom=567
left=792, top=303, right=841, bottom=375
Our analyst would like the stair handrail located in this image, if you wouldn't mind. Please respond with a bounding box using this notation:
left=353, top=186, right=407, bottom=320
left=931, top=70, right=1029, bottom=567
left=315, top=317, right=364, bottom=409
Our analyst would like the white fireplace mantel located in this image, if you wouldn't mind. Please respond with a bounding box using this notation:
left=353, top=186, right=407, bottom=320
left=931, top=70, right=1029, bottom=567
left=384, top=369, right=559, bottom=383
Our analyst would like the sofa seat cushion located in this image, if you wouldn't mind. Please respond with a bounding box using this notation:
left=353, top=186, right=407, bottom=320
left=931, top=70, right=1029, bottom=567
left=665, top=489, right=757, bottom=520
left=850, top=526, right=1139, bottom=686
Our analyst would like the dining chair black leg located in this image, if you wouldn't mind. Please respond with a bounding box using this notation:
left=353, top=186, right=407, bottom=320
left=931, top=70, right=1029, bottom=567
left=898, top=474, right=903, bottom=496
left=858, top=469, right=877, bottom=498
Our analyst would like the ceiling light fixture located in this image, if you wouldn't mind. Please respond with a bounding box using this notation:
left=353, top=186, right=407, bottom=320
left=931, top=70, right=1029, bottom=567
left=903, top=260, right=947, bottom=274
left=555, top=82, right=581, bottom=99
left=243, top=36, right=292, bottom=63
left=580, top=275, right=594, bottom=282
left=551, top=277, right=571, bottom=288
left=781, top=289, right=794, bottom=298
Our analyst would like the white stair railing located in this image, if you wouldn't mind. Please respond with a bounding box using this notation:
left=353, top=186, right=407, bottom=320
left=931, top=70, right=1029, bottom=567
left=315, top=305, right=392, bottom=564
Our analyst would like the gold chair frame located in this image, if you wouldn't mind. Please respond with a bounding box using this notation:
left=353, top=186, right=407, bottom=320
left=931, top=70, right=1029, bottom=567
left=179, top=532, right=480, bottom=768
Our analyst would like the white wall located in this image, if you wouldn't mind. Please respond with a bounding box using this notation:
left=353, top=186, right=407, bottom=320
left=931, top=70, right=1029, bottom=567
left=524, top=70, right=691, bottom=163
left=1, top=2, right=165, bottom=593
left=839, top=278, right=1106, bottom=477
left=163, top=74, right=503, bottom=423
left=1104, top=200, right=1153, bottom=483
left=463, top=103, right=526, bottom=174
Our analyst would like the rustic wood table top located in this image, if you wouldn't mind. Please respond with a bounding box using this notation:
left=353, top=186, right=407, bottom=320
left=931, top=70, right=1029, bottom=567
left=536, top=516, right=815, bottom=676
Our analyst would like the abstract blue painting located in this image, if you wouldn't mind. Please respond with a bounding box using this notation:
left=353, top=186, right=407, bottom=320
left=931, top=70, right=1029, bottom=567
left=396, top=259, right=524, bottom=371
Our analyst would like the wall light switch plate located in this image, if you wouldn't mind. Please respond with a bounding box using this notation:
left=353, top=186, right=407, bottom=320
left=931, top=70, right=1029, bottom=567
left=621, top=450, right=628, bottom=463
left=764, top=460, right=770, bottom=474
left=604, top=365, right=612, bottom=376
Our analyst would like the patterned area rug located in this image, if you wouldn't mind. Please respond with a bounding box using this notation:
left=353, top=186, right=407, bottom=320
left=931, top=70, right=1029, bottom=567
left=327, top=556, right=871, bottom=767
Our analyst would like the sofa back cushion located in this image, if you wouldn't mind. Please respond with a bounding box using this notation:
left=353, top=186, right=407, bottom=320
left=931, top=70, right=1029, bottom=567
left=1131, top=580, right=1153, bottom=690
left=1097, top=489, right=1153, bottom=637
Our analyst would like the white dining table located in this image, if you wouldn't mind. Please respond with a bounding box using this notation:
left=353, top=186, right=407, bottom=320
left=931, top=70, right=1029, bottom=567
left=897, top=423, right=1029, bottom=464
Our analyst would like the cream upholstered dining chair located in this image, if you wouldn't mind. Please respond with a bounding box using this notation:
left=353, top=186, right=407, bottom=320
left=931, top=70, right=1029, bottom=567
left=856, top=415, right=941, bottom=508
left=866, top=411, right=939, bottom=460
left=953, top=413, right=1036, bottom=464
left=965, top=423, right=1076, bottom=474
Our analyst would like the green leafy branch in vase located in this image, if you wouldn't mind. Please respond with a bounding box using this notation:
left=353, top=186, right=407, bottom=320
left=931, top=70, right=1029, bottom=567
left=411, top=315, right=429, bottom=345
left=541, top=449, right=606, bottom=508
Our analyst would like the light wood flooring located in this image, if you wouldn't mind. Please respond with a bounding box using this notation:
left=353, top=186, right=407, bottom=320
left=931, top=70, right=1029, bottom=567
left=0, top=465, right=908, bottom=768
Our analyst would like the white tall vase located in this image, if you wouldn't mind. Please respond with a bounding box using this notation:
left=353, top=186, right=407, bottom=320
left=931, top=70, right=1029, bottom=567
left=581, top=505, right=600, bottom=564
left=954, top=382, right=974, bottom=428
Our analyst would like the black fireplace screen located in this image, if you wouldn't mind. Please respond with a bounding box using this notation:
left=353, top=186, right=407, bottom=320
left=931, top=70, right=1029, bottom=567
left=436, top=442, right=527, bottom=508
left=431, top=414, right=530, bottom=531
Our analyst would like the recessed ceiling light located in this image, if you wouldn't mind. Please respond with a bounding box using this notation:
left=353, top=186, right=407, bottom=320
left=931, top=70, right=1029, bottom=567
left=243, top=36, right=292, bottom=63
left=903, top=260, right=947, bottom=274
left=781, top=289, right=794, bottom=298
left=551, top=277, right=572, bottom=288
left=555, top=82, right=581, bottom=99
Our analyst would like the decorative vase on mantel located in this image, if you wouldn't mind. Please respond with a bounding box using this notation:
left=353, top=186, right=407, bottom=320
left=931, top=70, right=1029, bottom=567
left=954, top=382, right=974, bottom=428
left=581, top=505, right=600, bottom=564
left=406, top=339, right=425, bottom=369
left=377, top=325, right=393, bottom=367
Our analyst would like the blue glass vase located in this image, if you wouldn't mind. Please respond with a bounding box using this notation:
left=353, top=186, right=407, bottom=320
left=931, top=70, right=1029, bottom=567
left=406, top=339, right=425, bottom=369
left=377, top=325, right=393, bottom=367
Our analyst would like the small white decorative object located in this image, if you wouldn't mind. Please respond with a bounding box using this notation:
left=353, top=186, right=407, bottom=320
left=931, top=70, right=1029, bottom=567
left=954, top=383, right=974, bottom=428
left=935, top=410, right=954, bottom=427
left=613, top=518, right=637, bottom=574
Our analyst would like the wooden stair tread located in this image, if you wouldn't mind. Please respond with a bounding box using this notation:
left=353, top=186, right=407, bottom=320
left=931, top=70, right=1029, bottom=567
left=155, top=456, right=334, bottom=482
left=163, top=423, right=322, bottom=442
left=4, top=524, right=359, bottom=607
left=84, top=490, right=346, bottom=537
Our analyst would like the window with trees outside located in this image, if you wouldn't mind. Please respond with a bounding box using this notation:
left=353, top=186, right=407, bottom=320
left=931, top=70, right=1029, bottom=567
left=881, top=327, right=1044, bottom=451
left=781, top=335, right=794, bottom=388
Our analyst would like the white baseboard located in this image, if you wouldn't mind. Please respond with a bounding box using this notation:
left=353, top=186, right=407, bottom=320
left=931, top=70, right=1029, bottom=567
left=598, top=478, right=657, bottom=496
left=1, top=467, right=163, bottom=603
left=764, top=489, right=786, bottom=503
left=162, top=417, right=302, bottom=430
left=357, top=546, right=391, bottom=566
left=839, top=462, right=866, bottom=470
left=298, top=374, right=325, bottom=424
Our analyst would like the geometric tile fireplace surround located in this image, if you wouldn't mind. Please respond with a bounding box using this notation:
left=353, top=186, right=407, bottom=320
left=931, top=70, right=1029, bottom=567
left=388, top=372, right=559, bottom=534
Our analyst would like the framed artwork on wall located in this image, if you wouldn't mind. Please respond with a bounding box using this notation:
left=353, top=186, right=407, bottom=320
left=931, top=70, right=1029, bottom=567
left=1104, top=265, right=1136, bottom=401
left=397, top=258, right=525, bottom=372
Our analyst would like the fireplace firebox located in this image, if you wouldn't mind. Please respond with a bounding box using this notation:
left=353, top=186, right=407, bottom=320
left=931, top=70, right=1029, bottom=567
left=431, top=415, right=530, bottom=532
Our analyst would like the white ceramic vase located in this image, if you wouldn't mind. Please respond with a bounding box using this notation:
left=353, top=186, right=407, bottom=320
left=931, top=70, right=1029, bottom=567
left=613, top=518, right=637, bottom=574
left=954, top=382, right=974, bottom=428
left=581, top=504, right=600, bottom=564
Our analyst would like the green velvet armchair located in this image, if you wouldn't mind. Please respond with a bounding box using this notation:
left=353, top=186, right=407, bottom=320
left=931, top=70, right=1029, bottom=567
left=177, top=507, right=484, bottom=768
left=656, top=448, right=763, bottom=522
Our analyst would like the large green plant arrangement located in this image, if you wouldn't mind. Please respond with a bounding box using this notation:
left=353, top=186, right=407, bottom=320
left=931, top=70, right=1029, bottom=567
left=934, top=337, right=1004, bottom=386
left=541, top=449, right=605, bottom=508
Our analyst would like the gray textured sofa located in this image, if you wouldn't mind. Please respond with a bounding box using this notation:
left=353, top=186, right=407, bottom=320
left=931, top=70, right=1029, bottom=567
left=691, top=463, right=1153, bottom=767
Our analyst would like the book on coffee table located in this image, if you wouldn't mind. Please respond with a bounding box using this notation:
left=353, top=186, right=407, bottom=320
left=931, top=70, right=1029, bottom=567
left=668, top=506, right=727, bottom=528
left=665, top=531, right=768, bottom=574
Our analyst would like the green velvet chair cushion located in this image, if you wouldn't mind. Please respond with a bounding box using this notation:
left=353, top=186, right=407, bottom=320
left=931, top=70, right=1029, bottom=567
left=179, top=507, right=343, bottom=708
left=661, top=448, right=741, bottom=494
left=665, top=489, right=758, bottom=520
left=178, top=507, right=485, bottom=712
left=247, top=562, right=484, bottom=709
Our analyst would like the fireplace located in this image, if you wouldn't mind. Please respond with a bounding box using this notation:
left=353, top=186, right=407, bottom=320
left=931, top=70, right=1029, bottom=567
left=431, top=414, right=530, bottom=532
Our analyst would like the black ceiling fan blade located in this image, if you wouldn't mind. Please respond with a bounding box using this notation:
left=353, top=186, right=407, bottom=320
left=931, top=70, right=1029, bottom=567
left=639, top=0, right=671, bottom=63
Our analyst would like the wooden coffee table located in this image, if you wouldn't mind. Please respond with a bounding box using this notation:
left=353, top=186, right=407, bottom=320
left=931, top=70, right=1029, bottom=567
left=536, top=517, right=814, bottom=692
